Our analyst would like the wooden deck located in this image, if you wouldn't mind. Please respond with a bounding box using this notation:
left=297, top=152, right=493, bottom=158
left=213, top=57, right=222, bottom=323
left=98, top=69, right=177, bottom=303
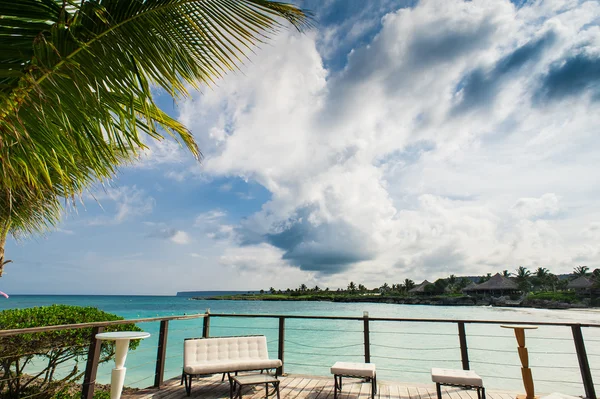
left=125, top=374, right=520, bottom=399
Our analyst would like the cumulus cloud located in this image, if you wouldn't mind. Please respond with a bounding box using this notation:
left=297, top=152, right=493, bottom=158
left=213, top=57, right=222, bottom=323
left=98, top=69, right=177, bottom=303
left=512, top=194, right=560, bottom=220
left=88, top=186, right=155, bottom=225
left=147, top=228, right=191, bottom=245
left=176, top=0, right=600, bottom=282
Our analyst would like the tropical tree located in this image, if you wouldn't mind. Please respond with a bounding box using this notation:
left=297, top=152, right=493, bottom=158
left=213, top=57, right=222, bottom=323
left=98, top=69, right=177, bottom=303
left=532, top=267, right=550, bottom=291
left=404, top=279, right=415, bottom=292
left=502, top=270, right=511, bottom=278
left=0, top=0, right=310, bottom=277
left=573, top=266, right=590, bottom=278
left=515, top=266, right=531, bottom=292
left=299, top=284, right=308, bottom=292
left=347, top=282, right=357, bottom=292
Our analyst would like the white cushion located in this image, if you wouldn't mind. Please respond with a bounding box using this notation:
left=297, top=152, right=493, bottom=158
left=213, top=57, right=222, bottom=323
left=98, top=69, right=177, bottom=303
left=184, top=359, right=282, bottom=375
left=184, top=336, right=281, bottom=375
left=330, top=362, right=376, bottom=378
left=431, top=368, right=483, bottom=387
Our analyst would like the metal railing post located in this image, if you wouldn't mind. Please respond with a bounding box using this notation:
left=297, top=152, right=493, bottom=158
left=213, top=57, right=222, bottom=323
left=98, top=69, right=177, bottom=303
left=363, top=311, right=371, bottom=363
left=572, top=325, right=596, bottom=399
left=82, top=326, right=104, bottom=399
left=277, top=317, right=285, bottom=376
left=154, top=320, right=169, bottom=388
left=202, top=309, right=211, bottom=338
left=458, top=322, right=470, bottom=370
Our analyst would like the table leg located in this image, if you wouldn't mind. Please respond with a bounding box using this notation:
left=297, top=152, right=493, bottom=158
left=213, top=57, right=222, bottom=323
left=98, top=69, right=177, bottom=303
left=514, top=329, right=536, bottom=399
left=111, top=339, right=130, bottom=399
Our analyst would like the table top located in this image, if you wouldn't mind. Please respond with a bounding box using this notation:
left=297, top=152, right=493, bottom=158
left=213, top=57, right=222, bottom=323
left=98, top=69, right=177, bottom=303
left=96, top=331, right=151, bottom=340
left=231, top=374, right=279, bottom=385
left=500, top=324, right=538, bottom=330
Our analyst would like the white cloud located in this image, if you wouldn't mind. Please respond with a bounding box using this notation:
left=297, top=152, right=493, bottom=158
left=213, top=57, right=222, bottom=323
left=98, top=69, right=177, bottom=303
left=88, top=185, right=155, bottom=225
left=170, top=230, right=190, bottom=245
left=512, top=193, right=560, bottom=220
left=175, top=0, right=600, bottom=283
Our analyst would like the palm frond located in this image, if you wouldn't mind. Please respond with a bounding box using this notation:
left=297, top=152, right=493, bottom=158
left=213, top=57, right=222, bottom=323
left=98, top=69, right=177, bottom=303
left=0, top=0, right=311, bottom=238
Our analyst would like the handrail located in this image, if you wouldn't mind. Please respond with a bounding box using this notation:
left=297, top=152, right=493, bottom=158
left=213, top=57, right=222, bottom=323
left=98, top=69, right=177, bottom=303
left=209, top=313, right=600, bottom=327
left=0, top=313, right=206, bottom=337
left=0, top=310, right=597, bottom=399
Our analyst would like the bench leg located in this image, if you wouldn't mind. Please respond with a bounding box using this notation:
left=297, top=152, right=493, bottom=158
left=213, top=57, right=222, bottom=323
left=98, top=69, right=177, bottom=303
left=477, top=388, right=481, bottom=399
left=372, top=375, right=377, bottom=399
left=184, top=374, right=192, bottom=396
left=482, top=387, right=486, bottom=399
left=436, top=383, right=442, bottom=399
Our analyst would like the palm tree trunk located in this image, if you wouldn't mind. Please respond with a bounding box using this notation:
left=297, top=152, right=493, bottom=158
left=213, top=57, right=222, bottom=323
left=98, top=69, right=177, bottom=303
left=0, top=218, right=11, bottom=278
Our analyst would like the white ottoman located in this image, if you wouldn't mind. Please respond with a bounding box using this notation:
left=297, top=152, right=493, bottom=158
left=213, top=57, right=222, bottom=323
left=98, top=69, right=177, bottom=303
left=431, top=368, right=485, bottom=399
left=331, top=362, right=377, bottom=399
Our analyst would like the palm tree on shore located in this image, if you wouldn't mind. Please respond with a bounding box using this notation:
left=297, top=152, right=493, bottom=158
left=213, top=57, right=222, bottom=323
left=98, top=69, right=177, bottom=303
left=515, top=266, right=531, bottom=292
left=404, top=279, right=415, bottom=292
left=573, top=266, right=590, bottom=278
left=348, top=282, right=357, bottom=292
left=0, top=0, right=310, bottom=277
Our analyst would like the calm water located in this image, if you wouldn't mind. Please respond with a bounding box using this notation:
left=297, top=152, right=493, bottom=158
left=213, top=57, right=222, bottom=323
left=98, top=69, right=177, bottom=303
left=1, top=295, right=599, bottom=395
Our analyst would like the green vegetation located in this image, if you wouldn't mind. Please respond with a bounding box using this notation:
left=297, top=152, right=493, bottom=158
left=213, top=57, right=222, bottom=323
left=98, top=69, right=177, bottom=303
left=0, top=305, right=142, bottom=399
left=206, top=265, right=598, bottom=307
left=527, top=291, right=580, bottom=303
left=0, top=0, right=311, bottom=277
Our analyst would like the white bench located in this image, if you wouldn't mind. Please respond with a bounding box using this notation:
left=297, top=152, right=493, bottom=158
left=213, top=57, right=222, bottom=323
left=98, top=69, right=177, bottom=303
left=431, top=368, right=485, bottom=399
left=182, top=336, right=282, bottom=396
left=331, top=362, right=377, bottom=399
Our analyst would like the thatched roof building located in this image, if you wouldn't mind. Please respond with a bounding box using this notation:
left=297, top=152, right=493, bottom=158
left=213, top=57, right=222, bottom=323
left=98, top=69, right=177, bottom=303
left=462, top=282, right=478, bottom=293
left=567, top=276, right=593, bottom=290
left=408, top=280, right=432, bottom=294
left=467, top=273, right=520, bottom=296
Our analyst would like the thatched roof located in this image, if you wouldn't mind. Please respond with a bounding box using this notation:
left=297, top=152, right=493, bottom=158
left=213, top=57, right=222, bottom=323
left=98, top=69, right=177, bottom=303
left=409, top=280, right=432, bottom=293
left=567, top=276, right=593, bottom=290
left=471, top=273, right=518, bottom=291
left=462, top=282, right=478, bottom=292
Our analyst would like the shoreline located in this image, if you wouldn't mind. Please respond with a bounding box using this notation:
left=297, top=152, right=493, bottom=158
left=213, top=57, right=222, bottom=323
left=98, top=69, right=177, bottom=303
left=190, top=294, right=593, bottom=310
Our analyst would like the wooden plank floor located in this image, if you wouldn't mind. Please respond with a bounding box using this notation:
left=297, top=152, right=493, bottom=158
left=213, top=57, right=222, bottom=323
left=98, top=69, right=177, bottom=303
left=124, top=374, right=520, bottom=399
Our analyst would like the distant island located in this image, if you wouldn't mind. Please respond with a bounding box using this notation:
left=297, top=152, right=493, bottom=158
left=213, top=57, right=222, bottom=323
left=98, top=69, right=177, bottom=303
left=190, top=266, right=600, bottom=309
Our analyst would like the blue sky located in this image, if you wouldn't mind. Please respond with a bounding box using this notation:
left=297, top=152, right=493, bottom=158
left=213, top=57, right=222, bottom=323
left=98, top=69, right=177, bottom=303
left=4, top=0, right=600, bottom=295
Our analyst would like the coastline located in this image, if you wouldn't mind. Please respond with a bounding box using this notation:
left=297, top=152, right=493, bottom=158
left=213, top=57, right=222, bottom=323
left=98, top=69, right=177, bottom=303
left=191, top=293, right=593, bottom=310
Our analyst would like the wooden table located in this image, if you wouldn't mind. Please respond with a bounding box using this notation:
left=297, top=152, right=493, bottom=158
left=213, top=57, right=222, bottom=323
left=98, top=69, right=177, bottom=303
left=229, top=374, right=280, bottom=399
left=501, top=324, right=538, bottom=399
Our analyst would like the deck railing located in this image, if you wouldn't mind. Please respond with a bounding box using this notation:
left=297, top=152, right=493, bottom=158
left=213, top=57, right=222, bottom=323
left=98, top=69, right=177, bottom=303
left=0, top=311, right=598, bottom=399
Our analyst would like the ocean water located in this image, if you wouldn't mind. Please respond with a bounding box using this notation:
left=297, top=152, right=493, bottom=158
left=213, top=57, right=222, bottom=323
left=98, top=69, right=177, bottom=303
left=1, top=294, right=599, bottom=396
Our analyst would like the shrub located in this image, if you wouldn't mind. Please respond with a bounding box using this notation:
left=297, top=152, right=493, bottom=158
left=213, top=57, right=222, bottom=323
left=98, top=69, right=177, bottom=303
left=0, top=305, right=142, bottom=399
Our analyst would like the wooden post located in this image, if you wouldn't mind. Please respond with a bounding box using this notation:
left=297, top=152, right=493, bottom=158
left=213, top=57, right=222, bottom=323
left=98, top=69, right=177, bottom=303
left=277, top=317, right=285, bottom=376
left=202, top=309, right=211, bottom=338
left=363, top=312, right=370, bottom=363
left=458, top=322, right=470, bottom=370
left=572, top=325, right=596, bottom=399
left=154, top=320, right=169, bottom=388
left=82, top=326, right=104, bottom=399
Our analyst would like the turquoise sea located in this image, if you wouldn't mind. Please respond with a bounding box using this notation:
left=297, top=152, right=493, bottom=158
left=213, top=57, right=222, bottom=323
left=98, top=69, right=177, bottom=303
left=1, top=294, right=599, bottom=396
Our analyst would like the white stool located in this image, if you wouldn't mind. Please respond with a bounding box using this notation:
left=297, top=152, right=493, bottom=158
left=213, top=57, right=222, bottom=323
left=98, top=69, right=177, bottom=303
left=331, top=362, right=376, bottom=399
left=431, top=368, right=485, bottom=399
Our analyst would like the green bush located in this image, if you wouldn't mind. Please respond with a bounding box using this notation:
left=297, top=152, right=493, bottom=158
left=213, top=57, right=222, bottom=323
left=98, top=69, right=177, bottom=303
left=527, top=291, right=579, bottom=303
left=0, top=305, right=142, bottom=399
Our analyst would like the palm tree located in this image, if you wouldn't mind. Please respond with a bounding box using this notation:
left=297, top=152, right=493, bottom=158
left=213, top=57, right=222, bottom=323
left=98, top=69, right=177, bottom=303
left=0, top=0, right=310, bottom=277
left=347, top=282, right=357, bottom=292
left=533, top=267, right=550, bottom=291
left=573, top=266, right=590, bottom=278
left=404, top=279, right=415, bottom=292
left=502, top=270, right=511, bottom=278
left=299, top=284, right=307, bottom=292
left=515, top=266, right=531, bottom=292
